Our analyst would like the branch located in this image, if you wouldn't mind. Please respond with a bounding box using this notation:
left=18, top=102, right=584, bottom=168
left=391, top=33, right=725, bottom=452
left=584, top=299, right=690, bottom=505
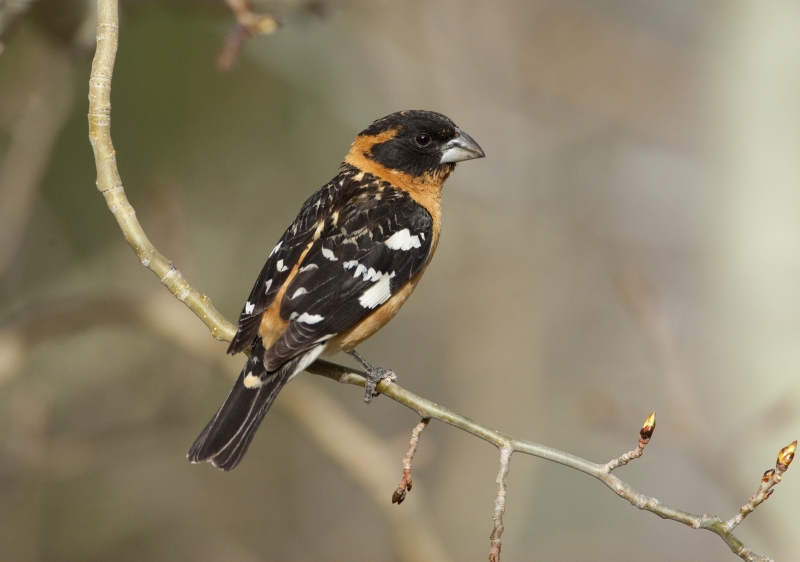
left=88, top=2, right=795, bottom=561
left=87, top=0, right=235, bottom=343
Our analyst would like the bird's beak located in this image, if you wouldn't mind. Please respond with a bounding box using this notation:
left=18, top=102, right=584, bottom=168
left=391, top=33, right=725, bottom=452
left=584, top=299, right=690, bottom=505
left=439, top=129, right=485, bottom=164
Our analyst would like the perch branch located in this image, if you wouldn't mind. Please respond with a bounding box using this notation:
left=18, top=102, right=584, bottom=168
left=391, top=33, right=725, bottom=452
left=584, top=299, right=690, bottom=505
left=88, top=2, right=795, bottom=561
left=303, top=364, right=792, bottom=562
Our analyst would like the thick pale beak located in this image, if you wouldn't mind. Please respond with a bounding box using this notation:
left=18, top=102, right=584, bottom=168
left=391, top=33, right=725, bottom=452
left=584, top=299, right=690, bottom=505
left=439, top=129, right=485, bottom=164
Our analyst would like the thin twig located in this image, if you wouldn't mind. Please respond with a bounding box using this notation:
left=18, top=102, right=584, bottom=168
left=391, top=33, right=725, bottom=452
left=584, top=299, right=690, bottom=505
left=217, top=0, right=278, bottom=72
left=726, top=441, right=796, bottom=532
left=489, top=447, right=512, bottom=562
left=393, top=417, right=430, bottom=504
left=88, top=3, right=795, bottom=561
left=604, top=412, right=656, bottom=473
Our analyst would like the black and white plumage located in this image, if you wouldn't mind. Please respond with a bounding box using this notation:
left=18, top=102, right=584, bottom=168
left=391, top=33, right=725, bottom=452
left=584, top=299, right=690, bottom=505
left=188, top=110, right=484, bottom=470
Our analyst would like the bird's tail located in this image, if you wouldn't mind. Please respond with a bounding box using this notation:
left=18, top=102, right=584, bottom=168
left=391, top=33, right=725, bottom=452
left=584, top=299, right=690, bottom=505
left=187, top=340, right=319, bottom=471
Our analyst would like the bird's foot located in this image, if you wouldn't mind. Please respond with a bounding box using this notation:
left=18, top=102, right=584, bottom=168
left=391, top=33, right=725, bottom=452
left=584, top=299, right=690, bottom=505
left=346, top=349, right=396, bottom=404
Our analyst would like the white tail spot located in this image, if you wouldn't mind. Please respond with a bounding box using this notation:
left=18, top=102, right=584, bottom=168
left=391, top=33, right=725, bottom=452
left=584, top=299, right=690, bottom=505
left=243, top=372, right=263, bottom=388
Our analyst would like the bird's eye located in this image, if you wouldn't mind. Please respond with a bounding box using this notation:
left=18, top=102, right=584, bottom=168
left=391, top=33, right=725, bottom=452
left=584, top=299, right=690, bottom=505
left=415, top=133, right=431, bottom=146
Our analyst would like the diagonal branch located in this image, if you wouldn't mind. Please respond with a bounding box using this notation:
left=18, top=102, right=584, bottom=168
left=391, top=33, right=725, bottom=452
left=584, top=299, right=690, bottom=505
left=87, top=0, right=235, bottom=343
left=88, top=2, right=795, bottom=561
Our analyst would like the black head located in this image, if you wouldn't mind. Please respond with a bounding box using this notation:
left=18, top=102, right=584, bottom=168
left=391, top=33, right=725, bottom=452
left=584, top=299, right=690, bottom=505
left=357, top=110, right=484, bottom=178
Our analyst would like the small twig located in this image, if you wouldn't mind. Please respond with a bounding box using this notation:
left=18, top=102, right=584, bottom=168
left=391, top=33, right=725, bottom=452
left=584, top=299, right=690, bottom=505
left=604, top=411, right=656, bottom=472
left=726, top=441, right=796, bottom=532
left=217, top=0, right=279, bottom=72
left=488, top=447, right=512, bottom=562
left=392, top=417, right=430, bottom=504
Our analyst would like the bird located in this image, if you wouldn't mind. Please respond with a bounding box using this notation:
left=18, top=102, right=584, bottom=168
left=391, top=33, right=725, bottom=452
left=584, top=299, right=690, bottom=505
left=187, top=110, right=485, bottom=470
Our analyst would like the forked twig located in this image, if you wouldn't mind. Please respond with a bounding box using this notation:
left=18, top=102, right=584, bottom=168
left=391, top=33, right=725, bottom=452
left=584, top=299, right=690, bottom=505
left=726, top=441, right=796, bottom=532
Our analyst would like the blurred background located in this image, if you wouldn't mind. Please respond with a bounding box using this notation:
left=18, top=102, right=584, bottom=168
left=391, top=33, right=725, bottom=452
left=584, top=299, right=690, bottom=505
left=1, top=0, right=799, bottom=560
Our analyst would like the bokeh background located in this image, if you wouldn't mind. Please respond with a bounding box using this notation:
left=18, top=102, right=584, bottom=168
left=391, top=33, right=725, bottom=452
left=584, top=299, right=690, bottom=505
left=1, top=1, right=799, bottom=560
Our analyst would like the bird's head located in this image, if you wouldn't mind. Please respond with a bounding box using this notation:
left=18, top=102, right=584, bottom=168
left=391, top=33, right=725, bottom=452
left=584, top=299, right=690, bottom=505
left=345, top=110, right=485, bottom=186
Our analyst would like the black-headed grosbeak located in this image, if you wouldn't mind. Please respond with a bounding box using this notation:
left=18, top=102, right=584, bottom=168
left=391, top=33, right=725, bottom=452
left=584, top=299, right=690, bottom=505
left=188, top=110, right=484, bottom=470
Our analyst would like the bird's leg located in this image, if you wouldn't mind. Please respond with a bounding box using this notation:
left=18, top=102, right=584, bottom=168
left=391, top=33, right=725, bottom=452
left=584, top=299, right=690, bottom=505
left=345, top=349, right=396, bottom=404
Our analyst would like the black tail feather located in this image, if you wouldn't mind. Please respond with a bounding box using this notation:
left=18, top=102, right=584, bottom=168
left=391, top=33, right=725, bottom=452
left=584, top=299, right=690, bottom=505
left=188, top=351, right=299, bottom=471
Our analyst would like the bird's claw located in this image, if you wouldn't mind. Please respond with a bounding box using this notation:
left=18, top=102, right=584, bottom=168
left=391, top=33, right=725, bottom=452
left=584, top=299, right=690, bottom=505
left=363, top=367, right=395, bottom=404
left=345, top=349, right=396, bottom=404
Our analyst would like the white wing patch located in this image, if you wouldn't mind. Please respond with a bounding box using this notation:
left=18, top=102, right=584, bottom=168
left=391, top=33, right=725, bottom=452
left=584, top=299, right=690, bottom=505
left=290, top=288, right=308, bottom=299
left=299, top=263, right=318, bottom=273
left=321, top=247, right=337, bottom=261
left=264, top=279, right=272, bottom=293
left=353, top=265, right=391, bottom=283
left=244, top=301, right=255, bottom=315
left=276, top=259, right=289, bottom=272
left=269, top=241, right=282, bottom=257
left=384, top=229, right=421, bottom=251
left=359, top=271, right=396, bottom=309
left=293, top=312, right=324, bottom=324
left=343, top=260, right=358, bottom=270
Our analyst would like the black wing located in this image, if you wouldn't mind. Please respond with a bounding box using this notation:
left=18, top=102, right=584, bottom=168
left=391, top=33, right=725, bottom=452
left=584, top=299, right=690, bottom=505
left=265, top=184, right=433, bottom=370
left=227, top=173, right=344, bottom=355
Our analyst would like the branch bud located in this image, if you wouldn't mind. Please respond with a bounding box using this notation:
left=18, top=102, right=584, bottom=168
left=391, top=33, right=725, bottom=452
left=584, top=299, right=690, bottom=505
left=777, top=441, right=796, bottom=471
left=764, top=489, right=774, bottom=500
left=762, top=469, right=775, bottom=484
left=640, top=412, right=656, bottom=441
